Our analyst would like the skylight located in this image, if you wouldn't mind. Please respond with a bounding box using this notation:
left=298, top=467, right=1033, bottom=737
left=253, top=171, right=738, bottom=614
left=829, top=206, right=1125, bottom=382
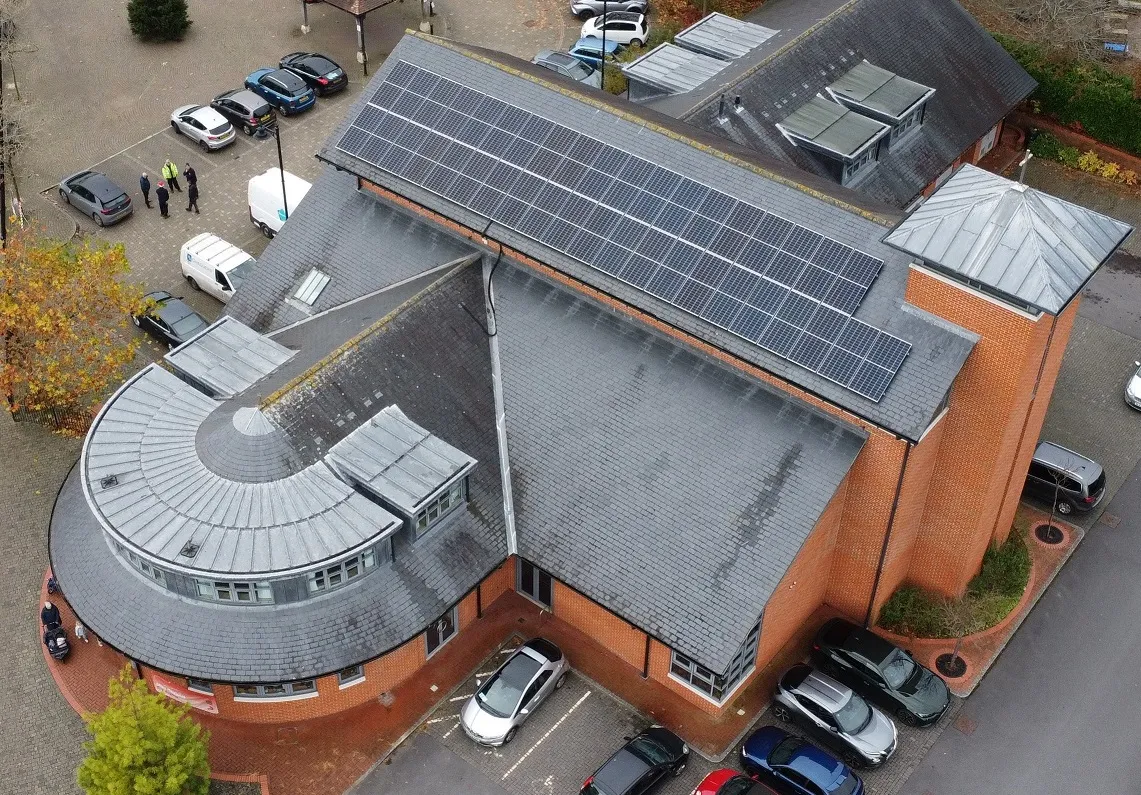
left=294, top=269, right=331, bottom=306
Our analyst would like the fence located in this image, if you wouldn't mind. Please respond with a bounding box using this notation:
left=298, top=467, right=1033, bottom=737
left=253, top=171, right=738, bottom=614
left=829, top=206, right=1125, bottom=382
left=9, top=402, right=91, bottom=435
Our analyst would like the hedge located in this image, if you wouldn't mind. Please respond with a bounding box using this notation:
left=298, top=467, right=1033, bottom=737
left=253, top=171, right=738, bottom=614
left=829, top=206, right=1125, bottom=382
left=996, top=34, right=1141, bottom=156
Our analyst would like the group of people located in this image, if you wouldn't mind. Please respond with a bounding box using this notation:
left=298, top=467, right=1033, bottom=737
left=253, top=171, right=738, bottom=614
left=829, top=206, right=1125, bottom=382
left=138, top=158, right=200, bottom=219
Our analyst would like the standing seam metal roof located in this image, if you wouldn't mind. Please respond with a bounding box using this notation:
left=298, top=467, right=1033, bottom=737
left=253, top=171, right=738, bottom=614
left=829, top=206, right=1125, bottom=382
left=778, top=95, right=889, bottom=158
left=165, top=317, right=295, bottom=398
left=827, top=61, right=933, bottom=120
left=674, top=11, right=779, bottom=59
left=622, top=43, right=731, bottom=95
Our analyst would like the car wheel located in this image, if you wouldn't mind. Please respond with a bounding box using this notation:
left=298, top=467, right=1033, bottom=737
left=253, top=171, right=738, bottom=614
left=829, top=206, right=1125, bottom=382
left=59, top=188, right=68, bottom=204
left=1056, top=500, right=1073, bottom=515
left=132, top=315, right=141, bottom=328
left=771, top=704, right=793, bottom=723
left=243, top=123, right=253, bottom=135
left=186, top=276, right=200, bottom=291
left=502, top=727, right=517, bottom=745
left=555, top=672, right=568, bottom=689
left=260, top=223, right=275, bottom=239
left=577, top=8, right=596, bottom=18
left=279, top=103, right=290, bottom=117
left=198, top=139, right=209, bottom=152
left=896, top=708, right=919, bottom=727
left=171, top=120, right=180, bottom=134
left=93, top=211, right=104, bottom=227
left=631, top=37, right=644, bottom=47
left=672, top=761, right=686, bottom=777
left=843, top=752, right=865, bottom=770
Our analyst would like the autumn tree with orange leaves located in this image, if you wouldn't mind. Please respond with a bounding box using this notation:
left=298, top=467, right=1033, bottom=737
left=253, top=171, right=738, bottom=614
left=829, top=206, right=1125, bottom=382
left=0, top=224, right=143, bottom=415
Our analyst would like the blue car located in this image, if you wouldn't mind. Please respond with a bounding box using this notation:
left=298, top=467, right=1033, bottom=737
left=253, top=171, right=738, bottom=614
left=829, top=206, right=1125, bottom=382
left=741, top=726, right=863, bottom=795
left=567, top=37, right=620, bottom=69
left=243, top=68, right=316, bottom=116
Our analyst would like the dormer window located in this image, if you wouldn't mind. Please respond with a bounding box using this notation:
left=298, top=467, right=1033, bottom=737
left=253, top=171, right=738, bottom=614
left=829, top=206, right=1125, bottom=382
left=826, top=61, right=934, bottom=149
left=415, top=477, right=468, bottom=535
left=776, top=95, right=890, bottom=186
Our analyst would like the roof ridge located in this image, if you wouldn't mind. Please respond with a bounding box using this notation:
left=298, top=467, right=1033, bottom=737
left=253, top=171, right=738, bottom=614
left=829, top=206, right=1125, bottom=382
left=259, top=256, right=482, bottom=410
left=409, top=30, right=894, bottom=226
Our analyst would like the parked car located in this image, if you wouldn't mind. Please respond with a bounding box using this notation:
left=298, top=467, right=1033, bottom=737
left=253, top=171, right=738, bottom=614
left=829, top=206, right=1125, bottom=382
left=57, top=170, right=132, bottom=226
left=771, top=664, right=896, bottom=768
left=244, top=68, right=316, bottom=116
left=581, top=727, right=689, bottom=795
left=580, top=11, right=648, bottom=47
left=1023, top=440, right=1105, bottom=515
left=694, top=769, right=779, bottom=795
left=571, top=0, right=648, bottom=19
left=567, top=37, right=621, bottom=69
left=741, top=726, right=864, bottom=795
left=180, top=233, right=256, bottom=304
left=532, top=50, right=602, bottom=88
left=170, top=105, right=236, bottom=151
left=211, top=89, right=277, bottom=135
left=248, top=168, right=312, bottom=238
left=810, top=618, right=950, bottom=727
left=279, top=52, right=348, bottom=95
left=1126, top=361, right=1141, bottom=409
left=460, top=637, right=569, bottom=746
left=133, top=291, right=209, bottom=350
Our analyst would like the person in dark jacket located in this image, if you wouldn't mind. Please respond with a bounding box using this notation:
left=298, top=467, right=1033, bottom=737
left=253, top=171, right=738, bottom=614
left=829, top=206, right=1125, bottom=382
left=156, top=181, right=170, bottom=218
left=139, top=172, right=151, bottom=208
left=41, top=601, right=61, bottom=627
left=186, top=181, right=199, bottom=214
left=184, top=164, right=197, bottom=188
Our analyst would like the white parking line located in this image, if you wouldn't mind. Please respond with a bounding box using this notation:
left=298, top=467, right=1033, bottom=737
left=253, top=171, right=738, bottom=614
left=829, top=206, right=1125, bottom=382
left=449, top=693, right=473, bottom=702
left=502, top=691, right=591, bottom=780
left=443, top=721, right=461, bottom=739
left=426, top=715, right=458, bottom=725
left=500, top=647, right=518, bottom=655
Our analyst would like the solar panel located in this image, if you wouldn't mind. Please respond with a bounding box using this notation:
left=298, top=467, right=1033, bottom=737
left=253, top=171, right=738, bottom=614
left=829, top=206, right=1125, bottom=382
left=335, top=61, right=907, bottom=401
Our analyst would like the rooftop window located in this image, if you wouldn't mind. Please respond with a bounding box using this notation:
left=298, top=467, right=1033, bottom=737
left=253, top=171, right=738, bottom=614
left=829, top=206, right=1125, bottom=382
left=776, top=95, right=890, bottom=184
left=306, top=548, right=378, bottom=593
left=294, top=268, right=331, bottom=306
left=826, top=61, right=935, bottom=125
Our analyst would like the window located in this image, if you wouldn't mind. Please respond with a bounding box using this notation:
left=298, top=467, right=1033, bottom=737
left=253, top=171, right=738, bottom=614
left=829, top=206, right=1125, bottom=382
left=842, top=142, right=880, bottom=183
left=426, top=606, right=458, bottom=657
left=119, top=547, right=166, bottom=585
left=232, top=680, right=317, bottom=699
left=194, top=579, right=274, bottom=604
left=978, top=123, right=1000, bottom=159
left=337, top=665, right=365, bottom=686
left=670, top=617, right=762, bottom=703
left=517, top=559, right=553, bottom=609
left=186, top=679, right=213, bottom=694
left=415, top=478, right=467, bottom=536
left=294, top=269, right=331, bottom=306
left=890, top=104, right=925, bottom=143
left=306, top=549, right=378, bottom=593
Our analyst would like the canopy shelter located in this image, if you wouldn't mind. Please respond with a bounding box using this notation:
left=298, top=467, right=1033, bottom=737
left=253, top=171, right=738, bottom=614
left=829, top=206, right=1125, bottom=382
left=301, top=0, right=415, bottom=75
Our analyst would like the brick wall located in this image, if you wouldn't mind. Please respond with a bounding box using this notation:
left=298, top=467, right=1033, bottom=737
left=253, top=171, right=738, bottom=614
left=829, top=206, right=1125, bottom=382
left=482, top=556, right=516, bottom=605
left=552, top=581, right=647, bottom=671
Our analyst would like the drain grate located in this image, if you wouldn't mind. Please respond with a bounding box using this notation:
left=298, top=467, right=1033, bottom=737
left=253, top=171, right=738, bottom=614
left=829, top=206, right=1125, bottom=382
left=936, top=653, right=967, bottom=679
left=1035, top=523, right=1064, bottom=545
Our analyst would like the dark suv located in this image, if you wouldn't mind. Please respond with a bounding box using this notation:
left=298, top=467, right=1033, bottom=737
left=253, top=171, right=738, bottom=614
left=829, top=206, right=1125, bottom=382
left=1023, top=441, right=1105, bottom=515
left=581, top=727, right=688, bottom=795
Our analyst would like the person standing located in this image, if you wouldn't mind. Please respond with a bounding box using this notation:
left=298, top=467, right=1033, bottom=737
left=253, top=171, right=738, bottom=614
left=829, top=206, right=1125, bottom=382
left=162, top=159, right=181, bottom=192
left=40, top=601, right=61, bottom=627
left=186, top=181, right=199, bottom=214
left=184, top=163, right=197, bottom=189
left=156, top=181, right=170, bottom=218
left=139, top=172, right=152, bottom=208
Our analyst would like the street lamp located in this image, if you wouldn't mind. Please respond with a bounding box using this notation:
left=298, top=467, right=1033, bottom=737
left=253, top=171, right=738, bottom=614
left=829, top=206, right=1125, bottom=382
left=259, top=123, right=289, bottom=221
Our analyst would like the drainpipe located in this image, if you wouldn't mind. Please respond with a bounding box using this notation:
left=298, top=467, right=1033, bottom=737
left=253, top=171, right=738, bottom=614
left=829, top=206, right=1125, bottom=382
left=864, top=440, right=912, bottom=628
left=641, top=633, right=652, bottom=679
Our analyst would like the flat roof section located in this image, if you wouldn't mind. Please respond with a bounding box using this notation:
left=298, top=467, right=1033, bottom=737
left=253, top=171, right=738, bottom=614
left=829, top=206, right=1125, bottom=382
left=622, top=43, right=731, bottom=95
left=778, top=95, right=890, bottom=159
left=827, top=61, right=933, bottom=120
left=674, top=11, right=779, bottom=60
left=165, top=316, right=295, bottom=398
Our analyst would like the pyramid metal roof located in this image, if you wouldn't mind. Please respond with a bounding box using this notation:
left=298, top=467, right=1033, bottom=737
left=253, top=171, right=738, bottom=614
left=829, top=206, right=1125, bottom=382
left=883, top=164, right=1133, bottom=314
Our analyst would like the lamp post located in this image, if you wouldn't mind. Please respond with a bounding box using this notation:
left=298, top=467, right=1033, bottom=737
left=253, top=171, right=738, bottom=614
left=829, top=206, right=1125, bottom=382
left=270, top=124, right=288, bottom=221
left=599, top=0, right=608, bottom=89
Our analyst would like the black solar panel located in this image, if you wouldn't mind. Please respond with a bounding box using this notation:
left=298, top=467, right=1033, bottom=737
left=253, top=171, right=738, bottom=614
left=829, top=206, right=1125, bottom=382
left=334, top=61, right=907, bottom=401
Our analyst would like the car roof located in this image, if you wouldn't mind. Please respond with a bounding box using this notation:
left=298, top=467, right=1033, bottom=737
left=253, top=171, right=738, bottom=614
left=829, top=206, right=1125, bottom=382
left=267, top=68, right=306, bottom=87
left=1033, top=441, right=1102, bottom=481
left=785, top=665, right=852, bottom=712
left=222, top=89, right=265, bottom=109
left=821, top=619, right=896, bottom=666
left=154, top=296, right=197, bottom=323
left=573, top=37, right=620, bottom=52
left=188, top=105, right=228, bottom=125
left=594, top=747, right=650, bottom=793
left=785, top=742, right=844, bottom=787
left=523, top=637, right=562, bottom=662
left=603, top=10, right=643, bottom=20
left=545, top=52, right=581, bottom=67
left=80, top=172, right=125, bottom=200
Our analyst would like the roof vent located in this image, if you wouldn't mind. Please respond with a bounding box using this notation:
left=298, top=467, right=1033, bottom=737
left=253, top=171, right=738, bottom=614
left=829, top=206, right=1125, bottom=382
left=100, top=475, right=119, bottom=489
left=294, top=269, right=331, bottom=306
left=179, top=541, right=200, bottom=558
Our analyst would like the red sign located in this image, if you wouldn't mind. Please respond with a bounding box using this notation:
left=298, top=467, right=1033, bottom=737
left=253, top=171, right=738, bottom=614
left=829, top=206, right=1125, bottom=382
left=152, top=672, right=219, bottom=714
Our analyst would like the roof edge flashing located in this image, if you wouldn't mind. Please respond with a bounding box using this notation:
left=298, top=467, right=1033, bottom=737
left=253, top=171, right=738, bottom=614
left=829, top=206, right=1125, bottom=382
left=826, top=85, right=936, bottom=125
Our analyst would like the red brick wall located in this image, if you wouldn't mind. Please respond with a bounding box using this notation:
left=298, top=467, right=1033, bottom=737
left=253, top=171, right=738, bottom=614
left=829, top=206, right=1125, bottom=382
left=482, top=557, right=516, bottom=605
left=552, top=581, right=647, bottom=671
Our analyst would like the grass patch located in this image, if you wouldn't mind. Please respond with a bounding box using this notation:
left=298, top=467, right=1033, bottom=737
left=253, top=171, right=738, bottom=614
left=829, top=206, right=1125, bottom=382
left=877, top=527, right=1031, bottom=638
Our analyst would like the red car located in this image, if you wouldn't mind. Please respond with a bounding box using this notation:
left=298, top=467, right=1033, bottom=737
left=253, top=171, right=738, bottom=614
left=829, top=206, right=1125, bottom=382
left=693, top=769, right=780, bottom=795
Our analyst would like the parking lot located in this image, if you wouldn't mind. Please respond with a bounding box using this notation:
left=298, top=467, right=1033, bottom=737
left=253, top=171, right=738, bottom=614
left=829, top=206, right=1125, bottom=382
left=352, top=639, right=959, bottom=795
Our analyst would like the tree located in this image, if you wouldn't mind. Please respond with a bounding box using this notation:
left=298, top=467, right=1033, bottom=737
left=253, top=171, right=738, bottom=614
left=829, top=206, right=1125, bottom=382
left=127, top=0, right=191, bottom=42
left=989, top=0, right=1112, bottom=60
left=78, top=666, right=210, bottom=795
left=0, top=224, right=144, bottom=415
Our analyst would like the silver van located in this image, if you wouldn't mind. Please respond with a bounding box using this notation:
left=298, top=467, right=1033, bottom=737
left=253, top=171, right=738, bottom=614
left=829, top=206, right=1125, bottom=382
left=1024, top=441, right=1105, bottom=515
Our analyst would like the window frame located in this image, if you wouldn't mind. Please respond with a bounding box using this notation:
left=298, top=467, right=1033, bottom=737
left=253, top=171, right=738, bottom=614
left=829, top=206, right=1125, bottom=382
left=337, top=664, right=366, bottom=688
left=669, top=616, right=762, bottom=705
left=193, top=578, right=274, bottom=604
left=414, top=477, right=467, bottom=536
left=425, top=605, right=459, bottom=658
left=232, top=680, right=319, bottom=700
left=516, top=558, right=554, bottom=609
left=186, top=678, right=213, bottom=695
left=306, top=549, right=379, bottom=594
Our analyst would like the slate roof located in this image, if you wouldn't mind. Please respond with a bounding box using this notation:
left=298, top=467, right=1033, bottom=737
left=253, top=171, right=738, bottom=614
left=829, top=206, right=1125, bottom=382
left=661, top=0, right=1037, bottom=207
left=224, top=166, right=477, bottom=333
left=883, top=165, right=1133, bottom=314
left=496, top=262, right=867, bottom=670
left=165, top=317, right=295, bottom=398
left=318, top=33, right=977, bottom=441
left=52, top=261, right=507, bottom=681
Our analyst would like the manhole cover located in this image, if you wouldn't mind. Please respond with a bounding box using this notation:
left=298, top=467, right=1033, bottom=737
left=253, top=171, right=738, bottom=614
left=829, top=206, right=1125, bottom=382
left=936, top=653, right=967, bottom=678
left=1035, top=523, right=1064, bottom=545
left=1101, top=512, right=1121, bottom=528
left=523, top=18, right=539, bottom=27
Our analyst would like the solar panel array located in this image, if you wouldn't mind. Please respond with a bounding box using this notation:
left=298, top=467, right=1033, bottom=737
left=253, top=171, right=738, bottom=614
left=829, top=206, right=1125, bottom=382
left=335, top=61, right=911, bottom=402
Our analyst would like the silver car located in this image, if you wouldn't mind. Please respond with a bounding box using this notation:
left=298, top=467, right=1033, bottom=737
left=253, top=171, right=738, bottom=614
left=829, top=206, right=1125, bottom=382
left=772, top=664, right=897, bottom=768
left=571, top=0, right=647, bottom=19
left=170, top=104, right=236, bottom=151
left=460, top=638, right=569, bottom=746
left=532, top=50, right=602, bottom=88
left=1127, top=361, right=1141, bottom=409
left=58, top=170, right=133, bottom=226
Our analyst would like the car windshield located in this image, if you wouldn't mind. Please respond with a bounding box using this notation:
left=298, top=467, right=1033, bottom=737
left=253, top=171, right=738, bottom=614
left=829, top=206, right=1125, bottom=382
left=476, top=653, right=541, bottom=718
left=881, top=650, right=917, bottom=689
left=768, top=737, right=801, bottom=766
left=721, top=777, right=758, bottom=795
left=565, top=60, right=594, bottom=79
left=834, top=772, right=859, bottom=795
left=209, top=123, right=230, bottom=135
left=626, top=735, right=672, bottom=766
left=835, top=693, right=873, bottom=734
left=306, top=56, right=337, bottom=73
left=227, top=257, right=256, bottom=289
left=171, top=314, right=205, bottom=338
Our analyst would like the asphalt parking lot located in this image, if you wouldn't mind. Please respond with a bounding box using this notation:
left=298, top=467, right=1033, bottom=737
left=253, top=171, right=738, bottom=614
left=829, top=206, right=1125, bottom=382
left=352, top=640, right=959, bottom=795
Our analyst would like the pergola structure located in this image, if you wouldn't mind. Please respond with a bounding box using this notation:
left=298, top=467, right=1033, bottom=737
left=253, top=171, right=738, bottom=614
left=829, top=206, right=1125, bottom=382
left=302, top=0, right=428, bottom=75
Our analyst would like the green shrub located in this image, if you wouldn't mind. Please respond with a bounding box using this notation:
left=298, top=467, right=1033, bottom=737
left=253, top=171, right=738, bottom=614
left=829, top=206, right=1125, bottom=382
left=1028, top=131, right=1062, bottom=160
left=968, top=529, right=1030, bottom=599
left=127, top=0, right=191, bottom=42
left=877, top=585, right=945, bottom=637
left=1058, top=146, right=1081, bottom=167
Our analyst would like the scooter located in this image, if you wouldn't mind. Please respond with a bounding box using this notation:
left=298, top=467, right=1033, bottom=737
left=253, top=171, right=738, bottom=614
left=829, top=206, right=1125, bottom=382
left=43, top=621, right=70, bottom=661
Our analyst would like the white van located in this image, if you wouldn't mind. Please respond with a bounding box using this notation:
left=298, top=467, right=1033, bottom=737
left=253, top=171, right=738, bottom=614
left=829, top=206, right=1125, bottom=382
left=248, top=167, right=311, bottom=239
left=180, top=233, right=256, bottom=304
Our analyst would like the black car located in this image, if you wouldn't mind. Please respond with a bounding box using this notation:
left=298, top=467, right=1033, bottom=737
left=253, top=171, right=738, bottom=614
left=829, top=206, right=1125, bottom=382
left=811, top=618, right=950, bottom=727
left=210, top=88, right=277, bottom=135
left=133, top=291, right=209, bottom=350
left=581, top=727, right=688, bottom=795
left=279, top=52, right=347, bottom=95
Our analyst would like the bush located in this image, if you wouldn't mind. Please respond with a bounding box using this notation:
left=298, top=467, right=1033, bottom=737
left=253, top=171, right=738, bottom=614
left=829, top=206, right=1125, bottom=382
left=1028, top=131, right=1062, bottom=160
left=1058, top=146, right=1081, bottom=167
left=877, top=585, right=945, bottom=637
left=968, top=528, right=1030, bottom=599
left=127, top=0, right=191, bottom=42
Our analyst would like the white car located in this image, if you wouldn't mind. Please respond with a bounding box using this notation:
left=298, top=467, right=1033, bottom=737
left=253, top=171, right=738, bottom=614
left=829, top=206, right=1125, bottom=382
left=1127, top=361, right=1141, bottom=409
left=170, top=104, right=236, bottom=151
left=580, top=11, right=648, bottom=47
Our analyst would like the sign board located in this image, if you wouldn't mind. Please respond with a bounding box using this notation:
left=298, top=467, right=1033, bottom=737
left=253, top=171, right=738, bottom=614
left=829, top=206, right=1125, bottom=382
left=152, top=672, right=219, bottom=714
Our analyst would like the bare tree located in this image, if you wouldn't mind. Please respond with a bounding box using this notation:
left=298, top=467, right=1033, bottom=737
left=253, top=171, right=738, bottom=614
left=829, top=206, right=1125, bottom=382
left=994, top=0, right=1115, bottom=60
left=0, top=0, right=31, bottom=240
left=937, top=595, right=974, bottom=677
